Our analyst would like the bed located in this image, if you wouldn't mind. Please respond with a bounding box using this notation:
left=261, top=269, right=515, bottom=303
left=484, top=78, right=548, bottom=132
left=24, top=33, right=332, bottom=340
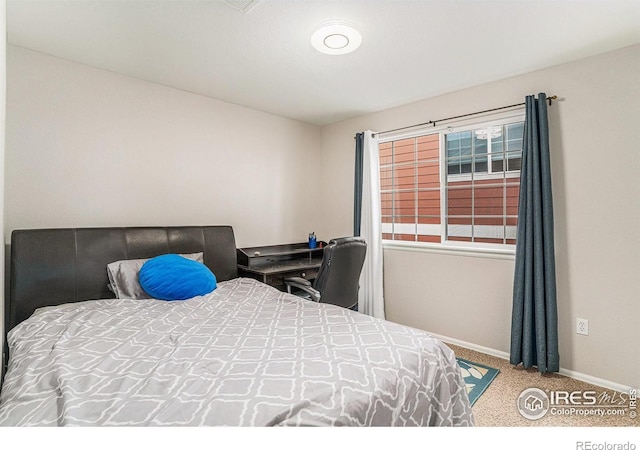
left=0, top=226, right=473, bottom=426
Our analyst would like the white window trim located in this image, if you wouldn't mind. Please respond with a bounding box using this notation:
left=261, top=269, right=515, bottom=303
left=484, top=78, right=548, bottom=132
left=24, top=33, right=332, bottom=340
left=382, top=239, right=516, bottom=260
left=378, top=108, right=524, bottom=257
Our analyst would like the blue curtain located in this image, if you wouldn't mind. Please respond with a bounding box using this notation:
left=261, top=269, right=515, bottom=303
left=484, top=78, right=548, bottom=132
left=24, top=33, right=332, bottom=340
left=354, top=132, right=364, bottom=236
left=510, top=93, right=559, bottom=373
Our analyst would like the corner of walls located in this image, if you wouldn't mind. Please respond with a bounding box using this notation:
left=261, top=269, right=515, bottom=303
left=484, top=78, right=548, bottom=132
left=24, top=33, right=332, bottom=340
left=317, top=124, right=357, bottom=241
left=1, top=0, right=7, bottom=380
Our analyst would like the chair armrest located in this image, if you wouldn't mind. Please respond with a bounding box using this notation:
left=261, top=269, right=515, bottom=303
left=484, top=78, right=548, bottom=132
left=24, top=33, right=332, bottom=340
left=283, top=276, right=311, bottom=287
left=284, top=277, right=321, bottom=302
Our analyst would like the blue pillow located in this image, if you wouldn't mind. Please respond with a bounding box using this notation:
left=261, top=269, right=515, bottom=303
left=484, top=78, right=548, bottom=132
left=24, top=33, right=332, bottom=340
left=139, top=254, right=217, bottom=301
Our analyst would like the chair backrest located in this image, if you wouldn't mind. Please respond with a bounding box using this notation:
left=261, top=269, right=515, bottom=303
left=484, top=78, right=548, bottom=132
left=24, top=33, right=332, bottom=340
left=313, top=237, right=367, bottom=310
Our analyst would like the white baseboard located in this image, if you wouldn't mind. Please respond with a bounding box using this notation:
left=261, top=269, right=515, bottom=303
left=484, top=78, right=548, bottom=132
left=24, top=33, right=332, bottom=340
left=556, top=368, right=635, bottom=395
left=428, top=332, right=635, bottom=394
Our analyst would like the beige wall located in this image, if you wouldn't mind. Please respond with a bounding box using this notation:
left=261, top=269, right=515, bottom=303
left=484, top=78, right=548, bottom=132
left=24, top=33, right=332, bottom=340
left=319, top=45, right=640, bottom=389
left=4, top=45, right=321, bottom=248
left=0, top=1, right=6, bottom=376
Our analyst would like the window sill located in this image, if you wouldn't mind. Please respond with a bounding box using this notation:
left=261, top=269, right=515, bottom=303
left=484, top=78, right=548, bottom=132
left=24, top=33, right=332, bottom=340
left=382, top=240, right=516, bottom=260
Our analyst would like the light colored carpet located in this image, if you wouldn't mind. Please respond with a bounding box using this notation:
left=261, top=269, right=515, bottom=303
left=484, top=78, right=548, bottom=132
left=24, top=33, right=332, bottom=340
left=447, top=343, right=638, bottom=427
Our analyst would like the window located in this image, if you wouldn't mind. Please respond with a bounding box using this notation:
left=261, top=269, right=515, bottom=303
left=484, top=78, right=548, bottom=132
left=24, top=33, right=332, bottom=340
left=379, top=116, right=524, bottom=248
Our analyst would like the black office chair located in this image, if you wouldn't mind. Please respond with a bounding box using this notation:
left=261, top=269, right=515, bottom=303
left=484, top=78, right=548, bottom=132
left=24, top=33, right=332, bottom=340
left=284, top=237, right=367, bottom=310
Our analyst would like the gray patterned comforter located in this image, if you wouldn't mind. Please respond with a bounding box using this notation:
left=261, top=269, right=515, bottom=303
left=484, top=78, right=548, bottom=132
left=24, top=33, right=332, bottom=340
left=0, top=278, right=473, bottom=426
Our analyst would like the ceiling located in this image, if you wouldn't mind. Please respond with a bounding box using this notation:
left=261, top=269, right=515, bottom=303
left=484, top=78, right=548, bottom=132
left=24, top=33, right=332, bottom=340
left=7, top=0, right=640, bottom=126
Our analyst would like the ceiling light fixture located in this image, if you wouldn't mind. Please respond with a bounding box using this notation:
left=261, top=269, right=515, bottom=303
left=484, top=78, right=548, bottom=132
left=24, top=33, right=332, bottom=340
left=311, top=20, right=362, bottom=55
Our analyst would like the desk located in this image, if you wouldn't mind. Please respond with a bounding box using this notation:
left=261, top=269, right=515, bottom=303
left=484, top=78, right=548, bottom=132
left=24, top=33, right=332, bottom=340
left=237, top=242, right=326, bottom=291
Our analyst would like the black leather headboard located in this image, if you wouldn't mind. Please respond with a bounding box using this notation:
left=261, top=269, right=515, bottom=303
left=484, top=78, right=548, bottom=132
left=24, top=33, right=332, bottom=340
left=5, top=226, right=238, bottom=335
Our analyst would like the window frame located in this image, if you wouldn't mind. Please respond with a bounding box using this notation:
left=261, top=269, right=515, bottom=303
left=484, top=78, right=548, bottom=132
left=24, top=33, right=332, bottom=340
left=378, top=109, right=525, bottom=257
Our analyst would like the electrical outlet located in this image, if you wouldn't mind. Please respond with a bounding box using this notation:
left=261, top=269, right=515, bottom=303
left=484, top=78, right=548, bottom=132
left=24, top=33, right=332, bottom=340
left=576, top=318, right=589, bottom=336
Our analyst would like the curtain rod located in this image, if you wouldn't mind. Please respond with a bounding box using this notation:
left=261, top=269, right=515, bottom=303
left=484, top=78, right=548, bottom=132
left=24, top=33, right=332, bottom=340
left=372, top=95, right=558, bottom=137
